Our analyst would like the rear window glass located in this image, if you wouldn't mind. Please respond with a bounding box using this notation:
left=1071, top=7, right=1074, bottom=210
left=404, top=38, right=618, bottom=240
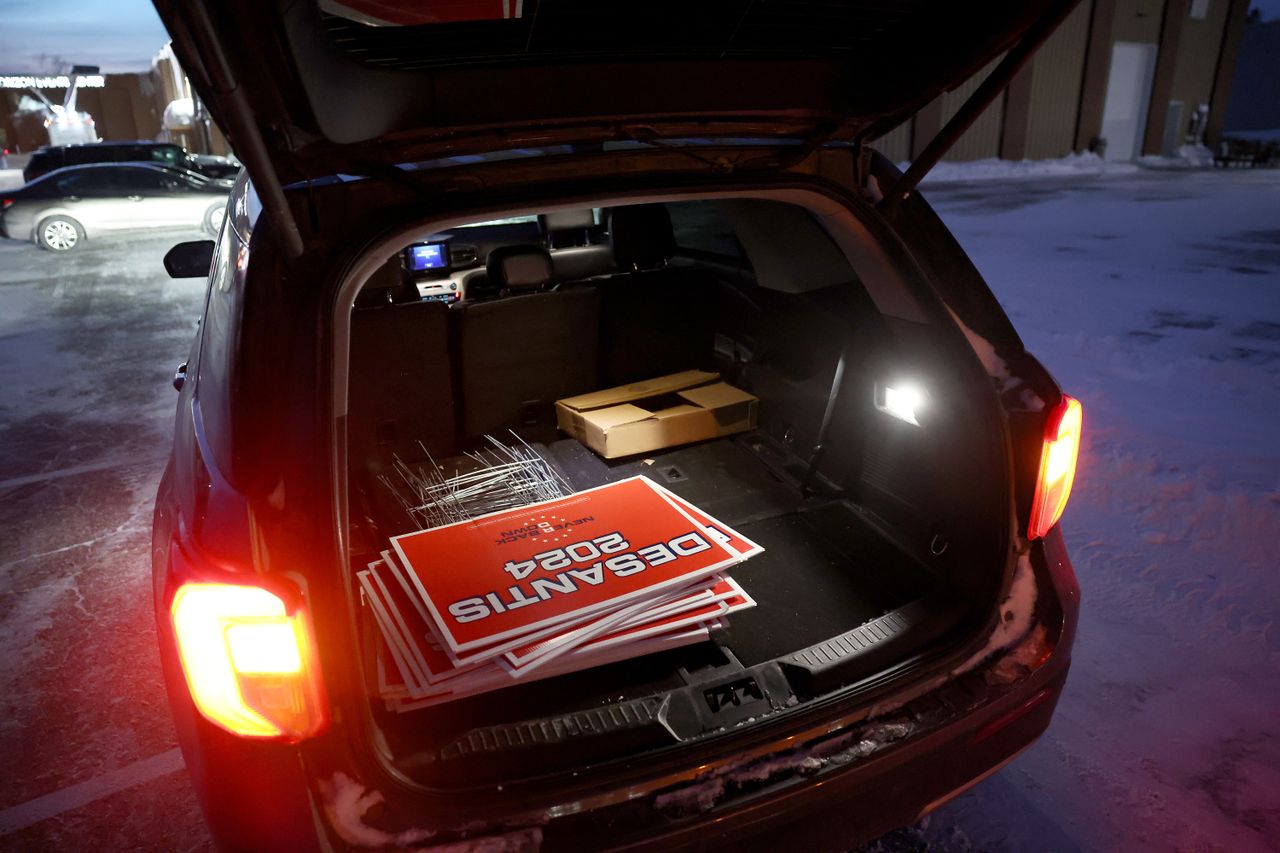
left=116, top=168, right=179, bottom=191
left=667, top=202, right=746, bottom=262
left=149, top=146, right=183, bottom=166
left=54, top=171, right=114, bottom=194
left=455, top=214, right=538, bottom=229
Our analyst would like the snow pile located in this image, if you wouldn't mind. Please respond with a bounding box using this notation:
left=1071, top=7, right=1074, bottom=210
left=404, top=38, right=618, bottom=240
left=1138, top=143, right=1216, bottom=170
left=898, top=152, right=1138, bottom=185
left=320, top=772, right=547, bottom=850
left=953, top=554, right=1039, bottom=676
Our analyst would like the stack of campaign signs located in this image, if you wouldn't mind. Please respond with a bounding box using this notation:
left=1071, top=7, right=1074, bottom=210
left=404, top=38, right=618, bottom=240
left=358, top=475, right=762, bottom=710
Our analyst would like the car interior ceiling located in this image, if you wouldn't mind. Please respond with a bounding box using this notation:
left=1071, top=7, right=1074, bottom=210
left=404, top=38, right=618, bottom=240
left=346, top=198, right=994, bottom=738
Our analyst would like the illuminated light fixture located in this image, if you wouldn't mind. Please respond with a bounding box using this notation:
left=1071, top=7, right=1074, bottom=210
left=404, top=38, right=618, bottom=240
left=170, top=583, right=327, bottom=740
left=1028, top=395, right=1083, bottom=540
left=875, top=382, right=925, bottom=426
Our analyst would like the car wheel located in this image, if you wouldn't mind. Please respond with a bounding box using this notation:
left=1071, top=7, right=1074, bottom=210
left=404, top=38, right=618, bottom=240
left=36, top=216, right=84, bottom=252
left=203, top=202, right=226, bottom=236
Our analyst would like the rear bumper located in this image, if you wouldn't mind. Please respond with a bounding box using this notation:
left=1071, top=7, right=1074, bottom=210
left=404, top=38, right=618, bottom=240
left=583, top=656, right=1069, bottom=852
left=158, top=525, right=1078, bottom=851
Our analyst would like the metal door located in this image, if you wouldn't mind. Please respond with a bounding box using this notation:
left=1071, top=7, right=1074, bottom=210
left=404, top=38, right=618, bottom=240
left=1100, top=42, right=1158, bottom=162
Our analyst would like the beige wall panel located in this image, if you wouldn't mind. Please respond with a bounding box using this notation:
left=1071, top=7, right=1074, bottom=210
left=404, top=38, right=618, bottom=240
left=1169, top=0, right=1231, bottom=140
left=875, top=121, right=912, bottom=163
left=939, top=57, right=1005, bottom=161
left=1025, top=0, right=1092, bottom=159
left=1113, top=0, right=1164, bottom=42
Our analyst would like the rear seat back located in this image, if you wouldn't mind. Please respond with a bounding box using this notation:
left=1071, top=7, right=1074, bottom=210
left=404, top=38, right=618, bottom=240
left=349, top=299, right=455, bottom=463
left=597, top=204, right=718, bottom=386
left=458, top=245, right=599, bottom=437
left=348, top=288, right=455, bottom=535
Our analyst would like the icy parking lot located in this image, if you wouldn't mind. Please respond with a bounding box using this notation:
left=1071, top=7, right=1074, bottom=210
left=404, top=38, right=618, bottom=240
left=0, top=232, right=212, bottom=847
left=0, top=168, right=1277, bottom=850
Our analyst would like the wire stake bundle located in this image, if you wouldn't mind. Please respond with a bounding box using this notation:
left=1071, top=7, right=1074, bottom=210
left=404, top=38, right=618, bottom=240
left=381, top=432, right=573, bottom=529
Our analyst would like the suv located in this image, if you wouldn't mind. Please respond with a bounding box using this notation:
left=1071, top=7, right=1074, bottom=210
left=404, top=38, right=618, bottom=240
left=22, top=141, right=239, bottom=183
left=152, top=1, right=1083, bottom=850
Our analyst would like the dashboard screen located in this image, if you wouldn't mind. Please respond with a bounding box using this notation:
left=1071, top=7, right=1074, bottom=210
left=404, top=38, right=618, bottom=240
left=408, top=242, right=448, bottom=271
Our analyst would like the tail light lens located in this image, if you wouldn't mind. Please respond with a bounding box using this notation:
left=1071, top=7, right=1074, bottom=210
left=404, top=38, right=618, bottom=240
left=170, top=583, right=328, bottom=740
left=1028, top=395, right=1083, bottom=540
left=1, top=198, right=13, bottom=210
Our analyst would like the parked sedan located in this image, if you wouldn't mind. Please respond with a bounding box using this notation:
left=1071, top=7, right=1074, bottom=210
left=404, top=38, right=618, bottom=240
left=0, top=162, right=230, bottom=251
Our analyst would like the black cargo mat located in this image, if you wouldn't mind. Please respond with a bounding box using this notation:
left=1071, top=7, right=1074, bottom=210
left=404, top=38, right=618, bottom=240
left=374, top=436, right=938, bottom=760
left=717, top=509, right=932, bottom=666
left=546, top=435, right=934, bottom=666
left=545, top=435, right=798, bottom=527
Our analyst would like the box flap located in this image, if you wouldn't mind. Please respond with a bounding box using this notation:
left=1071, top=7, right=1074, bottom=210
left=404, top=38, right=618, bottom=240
left=558, top=370, right=719, bottom=413
left=583, top=403, right=655, bottom=430
left=678, top=382, right=759, bottom=410
left=651, top=404, right=705, bottom=420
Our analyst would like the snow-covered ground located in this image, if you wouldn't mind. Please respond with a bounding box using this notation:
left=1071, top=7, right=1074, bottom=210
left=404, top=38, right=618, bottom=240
left=0, top=232, right=212, bottom=848
left=888, top=168, right=1280, bottom=851
left=904, top=151, right=1139, bottom=184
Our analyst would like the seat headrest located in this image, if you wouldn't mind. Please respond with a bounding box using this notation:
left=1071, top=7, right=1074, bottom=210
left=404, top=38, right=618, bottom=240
left=607, top=204, right=675, bottom=270
left=539, top=208, right=595, bottom=233
left=486, top=245, right=553, bottom=293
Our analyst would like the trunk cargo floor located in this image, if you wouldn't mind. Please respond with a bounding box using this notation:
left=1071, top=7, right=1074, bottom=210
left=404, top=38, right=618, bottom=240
left=372, top=436, right=939, bottom=757
left=545, top=436, right=935, bottom=665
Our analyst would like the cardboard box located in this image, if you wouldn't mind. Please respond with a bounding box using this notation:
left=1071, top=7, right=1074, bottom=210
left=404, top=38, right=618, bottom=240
left=556, top=370, right=758, bottom=458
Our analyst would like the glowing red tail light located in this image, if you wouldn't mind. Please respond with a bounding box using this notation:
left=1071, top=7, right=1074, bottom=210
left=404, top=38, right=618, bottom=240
left=170, top=582, right=328, bottom=740
left=1028, top=395, right=1083, bottom=540
left=1, top=198, right=13, bottom=210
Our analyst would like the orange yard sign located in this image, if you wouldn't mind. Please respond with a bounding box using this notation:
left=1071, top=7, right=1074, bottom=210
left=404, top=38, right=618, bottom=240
left=391, top=476, right=740, bottom=652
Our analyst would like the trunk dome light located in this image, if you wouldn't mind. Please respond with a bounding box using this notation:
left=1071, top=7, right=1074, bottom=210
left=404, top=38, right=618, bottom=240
left=1028, top=395, right=1083, bottom=540
left=170, top=583, right=327, bottom=740
left=875, top=382, right=924, bottom=426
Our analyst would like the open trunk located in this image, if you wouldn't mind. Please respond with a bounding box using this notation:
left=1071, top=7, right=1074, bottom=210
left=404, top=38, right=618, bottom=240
left=342, top=194, right=1008, bottom=789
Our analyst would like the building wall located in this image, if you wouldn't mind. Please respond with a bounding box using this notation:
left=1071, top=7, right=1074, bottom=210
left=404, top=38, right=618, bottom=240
left=1023, top=0, right=1093, bottom=159
left=875, top=122, right=912, bottom=164
left=935, top=56, right=1006, bottom=162
left=871, top=0, right=1247, bottom=165
left=76, top=74, right=162, bottom=143
left=1167, top=0, right=1232, bottom=142
left=1112, top=0, right=1165, bottom=43
left=1, top=73, right=161, bottom=152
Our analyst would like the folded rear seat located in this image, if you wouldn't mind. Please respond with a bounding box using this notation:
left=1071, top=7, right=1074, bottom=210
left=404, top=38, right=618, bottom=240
left=457, top=245, right=599, bottom=440
left=597, top=204, right=718, bottom=386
